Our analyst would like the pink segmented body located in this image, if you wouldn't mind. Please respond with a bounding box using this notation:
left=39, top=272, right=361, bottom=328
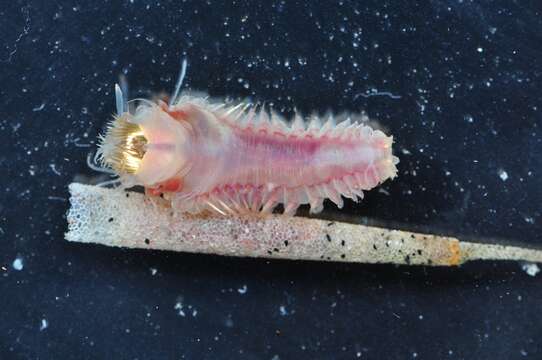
left=157, top=96, right=399, bottom=216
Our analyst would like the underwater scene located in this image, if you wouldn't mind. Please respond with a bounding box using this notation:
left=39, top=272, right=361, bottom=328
left=2, top=1, right=541, bottom=359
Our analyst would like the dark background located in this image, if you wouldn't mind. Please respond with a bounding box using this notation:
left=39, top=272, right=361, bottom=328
left=1, top=0, right=541, bottom=359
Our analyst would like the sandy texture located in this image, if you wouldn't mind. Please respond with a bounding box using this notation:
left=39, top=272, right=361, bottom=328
left=66, top=183, right=542, bottom=266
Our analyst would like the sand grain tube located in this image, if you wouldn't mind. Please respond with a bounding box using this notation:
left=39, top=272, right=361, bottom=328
left=65, top=183, right=542, bottom=267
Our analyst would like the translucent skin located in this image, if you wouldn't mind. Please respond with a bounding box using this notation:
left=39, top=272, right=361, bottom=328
left=128, top=103, right=193, bottom=186
left=133, top=97, right=399, bottom=216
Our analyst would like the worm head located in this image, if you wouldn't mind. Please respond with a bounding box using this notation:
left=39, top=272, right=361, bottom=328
left=97, top=102, right=192, bottom=187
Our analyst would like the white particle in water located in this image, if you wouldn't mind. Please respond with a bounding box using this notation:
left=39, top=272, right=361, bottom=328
left=32, top=103, right=45, bottom=112
left=49, top=163, right=61, bottom=176
left=174, top=301, right=185, bottom=317
left=224, top=317, right=234, bottom=328
left=40, top=319, right=49, bottom=331
left=237, top=285, right=248, bottom=294
left=498, top=169, right=508, bottom=181
left=174, top=299, right=197, bottom=317
left=521, top=263, right=540, bottom=277
left=12, top=258, right=24, bottom=271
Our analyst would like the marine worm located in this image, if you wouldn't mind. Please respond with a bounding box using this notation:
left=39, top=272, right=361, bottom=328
left=96, top=63, right=399, bottom=216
